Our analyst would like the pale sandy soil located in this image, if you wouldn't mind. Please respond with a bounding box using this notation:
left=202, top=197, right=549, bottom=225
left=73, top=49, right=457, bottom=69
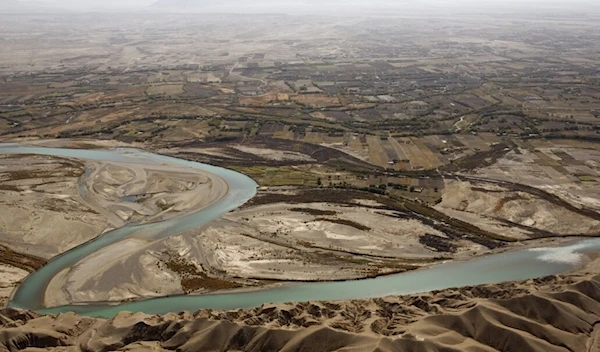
left=223, top=202, right=447, bottom=259
left=6, top=140, right=600, bottom=318
left=0, top=152, right=227, bottom=255
left=48, top=194, right=589, bottom=306
left=0, top=147, right=229, bottom=308
left=44, top=237, right=178, bottom=307
left=44, top=201, right=458, bottom=306
left=43, top=159, right=229, bottom=306
left=322, top=141, right=371, bottom=162
left=232, top=145, right=316, bottom=161
left=0, top=154, right=107, bottom=259
left=80, top=160, right=225, bottom=228
left=158, top=147, right=237, bottom=159
left=436, top=179, right=600, bottom=238
left=0, top=264, right=27, bottom=307
left=13, top=139, right=144, bottom=150
left=42, top=187, right=600, bottom=307
left=3, top=142, right=600, bottom=350
left=473, top=148, right=600, bottom=212
left=4, top=257, right=600, bottom=352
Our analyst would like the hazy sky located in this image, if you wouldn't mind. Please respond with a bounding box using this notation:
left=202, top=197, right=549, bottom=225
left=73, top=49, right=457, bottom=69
left=22, top=0, right=156, bottom=10
left=12, top=0, right=600, bottom=12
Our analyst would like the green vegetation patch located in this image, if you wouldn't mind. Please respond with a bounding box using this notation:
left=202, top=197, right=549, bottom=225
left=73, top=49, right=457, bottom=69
left=578, top=175, right=597, bottom=182
left=289, top=207, right=338, bottom=216
left=231, top=165, right=319, bottom=187
left=163, top=253, right=242, bottom=293
left=0, top=245, right=46, bottom=272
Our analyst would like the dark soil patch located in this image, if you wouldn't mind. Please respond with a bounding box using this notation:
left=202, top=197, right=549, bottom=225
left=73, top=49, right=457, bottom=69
left=419, top=234, right=457, bottom=253
left=162, top=253, right=242, bottom=293
left=289, top=208, right=338, bottom=216
left=0, top=184, right=20, bottom=192
left=0, top=245, right=46, bottom=272
left=441, top=142, right=515, bottom=172
left=458, top=175, right=600, bottom=222
left=181, top=83, right=216, bottom=98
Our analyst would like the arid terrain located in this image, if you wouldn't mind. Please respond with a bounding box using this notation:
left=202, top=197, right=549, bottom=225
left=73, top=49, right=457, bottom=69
left=0, top=141, right=230, bottom=307
left=3, top=136, right=600, bottom=312
left=1, top=5, right=600, bottom=352
left=3, top=256, right=600, bottom=352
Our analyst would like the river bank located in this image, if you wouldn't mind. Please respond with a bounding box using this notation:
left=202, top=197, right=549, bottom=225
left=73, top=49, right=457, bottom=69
left=3, top=254, right=600, bottom=352
left=2, top=140, right=600, bottom=320
left=0, top=141, right=256, bottom=311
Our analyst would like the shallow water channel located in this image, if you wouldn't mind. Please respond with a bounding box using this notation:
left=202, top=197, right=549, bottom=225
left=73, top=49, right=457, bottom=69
left=1, top=144, right=599, bottom=318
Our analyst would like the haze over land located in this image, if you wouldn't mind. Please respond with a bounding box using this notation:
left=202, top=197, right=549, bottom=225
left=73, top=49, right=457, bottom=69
left=1, top=0, right=600, bottom=351
left=3, top=0, right=600, bottom=13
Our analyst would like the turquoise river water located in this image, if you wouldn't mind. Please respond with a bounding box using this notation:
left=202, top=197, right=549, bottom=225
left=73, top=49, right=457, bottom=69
left=2, top=144, right=600, bottom=318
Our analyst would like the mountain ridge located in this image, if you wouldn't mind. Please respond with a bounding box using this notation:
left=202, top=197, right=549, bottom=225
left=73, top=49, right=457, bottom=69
left=3, top=271, right=600, bottom=351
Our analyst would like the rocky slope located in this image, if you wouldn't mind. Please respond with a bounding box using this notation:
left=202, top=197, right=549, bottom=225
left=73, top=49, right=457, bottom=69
left=2, top=270, right=600, bottom=352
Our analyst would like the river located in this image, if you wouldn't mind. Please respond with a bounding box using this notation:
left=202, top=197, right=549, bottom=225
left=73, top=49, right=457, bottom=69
left=2, top=144, right=600, bottom=318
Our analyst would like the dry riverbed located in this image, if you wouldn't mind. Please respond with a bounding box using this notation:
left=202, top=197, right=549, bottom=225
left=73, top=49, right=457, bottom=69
left=4, top=140, right=600, bottom=310
left=47, top=185, right=587, bottom=306
left=0, top=145, right=229, bottom=307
